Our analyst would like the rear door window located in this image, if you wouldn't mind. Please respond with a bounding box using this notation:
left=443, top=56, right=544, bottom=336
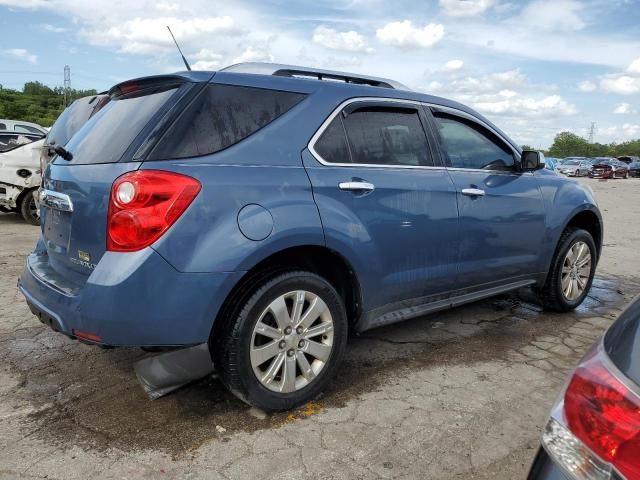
left=148, top=84, right=306, bottom=159
left=60, top=86, right=178, bottom=165
left=341, top=106, right=433, bottom=166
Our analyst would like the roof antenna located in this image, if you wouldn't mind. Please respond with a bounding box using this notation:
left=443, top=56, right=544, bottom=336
left=166, top=25, right=191, bottom=71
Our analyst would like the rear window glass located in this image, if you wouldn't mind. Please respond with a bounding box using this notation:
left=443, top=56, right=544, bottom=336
left=46, top=96, right=106, bottom=148
left=148, top=84, right=306, bottom=160
left=60, top=87, right=177, bottom=165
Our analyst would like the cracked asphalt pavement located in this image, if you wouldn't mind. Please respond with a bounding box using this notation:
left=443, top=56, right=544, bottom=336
left=1, top=178, right=639, bottom=479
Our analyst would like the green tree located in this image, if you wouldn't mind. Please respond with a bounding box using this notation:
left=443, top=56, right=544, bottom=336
left=0, top=81, right=97, bottom=127
left=547, top=132, right=590, bottom=157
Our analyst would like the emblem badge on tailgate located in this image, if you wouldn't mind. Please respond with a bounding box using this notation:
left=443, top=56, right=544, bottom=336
left=70, top=250, right=96, bottom=270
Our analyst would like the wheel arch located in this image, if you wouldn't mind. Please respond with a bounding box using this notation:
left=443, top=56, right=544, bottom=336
left=15, top=186, right=36, bottom=209
left=562, top=209, right=603, bottom=260
left=210, top=245, right=363, bottom=342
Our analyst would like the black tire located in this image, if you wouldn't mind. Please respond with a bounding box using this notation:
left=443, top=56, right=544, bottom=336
left=19, top=189, right=39, bottom=226
left=213, top=271, right=348, bottom=411
left=537, top=228, right=597, bottom=312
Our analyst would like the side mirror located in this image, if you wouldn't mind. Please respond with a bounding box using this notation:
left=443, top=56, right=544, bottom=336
left=521, top=150, right=546, bottom=171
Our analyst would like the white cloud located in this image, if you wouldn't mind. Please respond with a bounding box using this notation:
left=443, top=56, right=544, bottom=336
left=191, top=49, right=223, bottom=70
left=376, top=21, right=444, bottom=49
left=156, top=1, right=179, bottom=12
left=439, top=0, right=494, bottom=17
left=600, top=74, right=640, bottom=95
left=442, top=59, right=464, bottom=71
left=1, top=48, right=37, bottom=64
left=622, top=123, right=640, bottom=138
left=432, top=68, right=526, bottom=94
left=473, top=93, right=576, bottom=117
left=312, top=25, right=373, bottom=53
left=233, top=46, right=275, bottom=64
left=423, top=68, right=574, bottom=119
left=578, top=80, right=597, bottom=92
left=518, top=0, right=586, bottom=32
left=613, top=103, right=637, bottom=114
left=40, top=23, right=67, bottom=33
left=80, top=16, right=242, bottom=55
left=628, top=57, right=640, bottom=74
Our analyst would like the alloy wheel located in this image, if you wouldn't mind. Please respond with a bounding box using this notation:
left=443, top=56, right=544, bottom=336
left=561, top=241, right=592, bottom=301
left=250, top=290, right=334, bottom=393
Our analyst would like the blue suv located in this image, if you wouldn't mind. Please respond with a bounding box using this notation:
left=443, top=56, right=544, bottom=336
left=19, top=63, right=602, bottom=410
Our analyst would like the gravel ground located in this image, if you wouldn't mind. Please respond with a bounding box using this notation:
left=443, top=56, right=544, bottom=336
left=0, top=177, right=639, bottom=480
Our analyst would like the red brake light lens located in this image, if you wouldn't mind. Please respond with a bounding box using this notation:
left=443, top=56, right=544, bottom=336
left=564, top=349, right=640, bottom=479
left=107, top=170, right=201, bottom=252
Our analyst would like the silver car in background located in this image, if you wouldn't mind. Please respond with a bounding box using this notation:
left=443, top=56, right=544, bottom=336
left=558, top=158, right=591, bottom=177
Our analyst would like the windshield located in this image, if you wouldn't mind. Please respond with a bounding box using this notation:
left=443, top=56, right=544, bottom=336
left=58, top=87, right=177, bottom=165
left=564, top=160, right=580, bottom=165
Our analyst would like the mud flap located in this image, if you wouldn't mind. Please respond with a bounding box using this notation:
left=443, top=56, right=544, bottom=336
left=134, top=343, right=215, bottom=400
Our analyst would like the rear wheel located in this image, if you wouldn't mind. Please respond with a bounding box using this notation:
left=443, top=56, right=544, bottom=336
left=213, top=271, right=348, bottom=411
left=537, top=228, right=596, bottom=312
left=19, top=189, right=39, bottom=226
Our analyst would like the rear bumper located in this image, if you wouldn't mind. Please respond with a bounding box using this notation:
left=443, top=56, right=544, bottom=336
left=527, top=447, right=570, bottom=480
left=19, top=247, right=244, bottom=347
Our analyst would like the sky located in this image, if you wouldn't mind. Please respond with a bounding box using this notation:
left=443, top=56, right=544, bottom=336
left=0, top=0, right=639, bottom=148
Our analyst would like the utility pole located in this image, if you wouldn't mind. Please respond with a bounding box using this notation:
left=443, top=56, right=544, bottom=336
left=587, top=122, right=596, bottom=156
left=63, top=65, right=71, bottom=107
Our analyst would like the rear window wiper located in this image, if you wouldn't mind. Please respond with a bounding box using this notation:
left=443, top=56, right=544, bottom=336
left=54, top=145, right=73, bottom=161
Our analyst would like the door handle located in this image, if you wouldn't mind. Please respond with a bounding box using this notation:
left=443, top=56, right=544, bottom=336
left=461, top=188, right=485, bottom=197
left=339, top=181, right=375, bottom=192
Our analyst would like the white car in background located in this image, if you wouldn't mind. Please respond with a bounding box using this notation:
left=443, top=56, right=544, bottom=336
left=0, top=119, right=47, bottom=153
left=0, top=138, right=43, bottom=224
left=557, top=158, right=591, bottom=177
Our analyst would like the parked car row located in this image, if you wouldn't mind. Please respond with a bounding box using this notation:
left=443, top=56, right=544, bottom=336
left=555, top=156, right=636, bottom=179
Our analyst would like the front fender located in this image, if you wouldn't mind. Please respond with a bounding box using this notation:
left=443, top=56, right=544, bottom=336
left=535, top=171, right=602, bottom=277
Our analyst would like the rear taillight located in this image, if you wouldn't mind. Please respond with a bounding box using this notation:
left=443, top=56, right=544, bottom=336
left=542, top=344, right=640, bottom=480
left=107, top=170, right=200, bottom=252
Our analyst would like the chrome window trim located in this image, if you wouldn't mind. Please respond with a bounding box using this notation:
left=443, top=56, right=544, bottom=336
left=308, top=97, right=445, bottom=170
left=307, top=96, right=521, bottom=173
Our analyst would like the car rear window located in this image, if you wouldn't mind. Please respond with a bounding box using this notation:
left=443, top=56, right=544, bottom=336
left=47, top=96, right=103, bottom=148
left=59, top=86, right=178, bottom=165
left=148, top=84, right=306, bottom=160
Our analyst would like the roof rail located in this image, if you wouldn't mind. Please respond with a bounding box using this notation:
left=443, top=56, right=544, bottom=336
left=220, top=62, right=410, bottom=90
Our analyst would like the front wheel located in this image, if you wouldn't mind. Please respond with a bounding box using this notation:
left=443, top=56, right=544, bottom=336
left=537, top=228, right=597, bottom=312
left=213, top=271, right=348, bottom=411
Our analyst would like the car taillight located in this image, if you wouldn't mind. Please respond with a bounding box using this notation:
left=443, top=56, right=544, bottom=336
left=542, top=343, right=640, bottom=480
left=107, top=170, right=201, bottom=252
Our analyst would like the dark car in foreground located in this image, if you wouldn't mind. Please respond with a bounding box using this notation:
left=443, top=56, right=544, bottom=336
left=628, top=161, right=640, bottom=178
left=590, top=159, right=629, bottom=179
left=529, top=295, right=640, bottom=480
left=19, top=63, right=602, bottom=410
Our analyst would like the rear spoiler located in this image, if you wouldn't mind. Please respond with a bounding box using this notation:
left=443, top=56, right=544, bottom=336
left=109, top=72, right=215, bottom=99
